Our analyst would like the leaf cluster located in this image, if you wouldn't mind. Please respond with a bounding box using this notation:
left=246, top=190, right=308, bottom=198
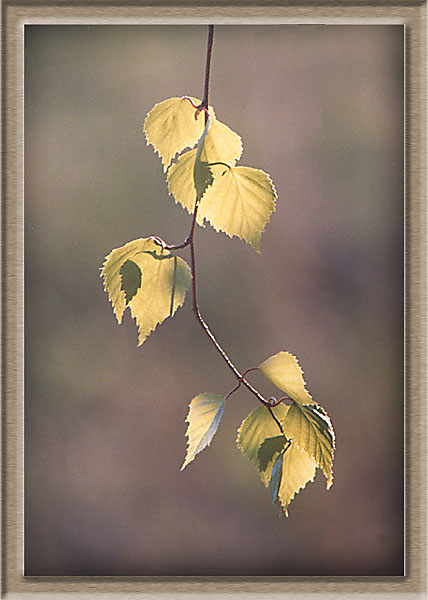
left=147, top=97, right=277, bottom=252
left=185, top=352, right=335, bottom=515
left=101, top=95, right=335, bottom=517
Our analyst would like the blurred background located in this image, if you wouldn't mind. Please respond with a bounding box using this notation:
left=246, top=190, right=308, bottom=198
left=25, top=25, right=404, bottom=576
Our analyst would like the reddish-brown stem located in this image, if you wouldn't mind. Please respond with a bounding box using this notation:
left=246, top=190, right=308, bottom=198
left=201, top=25, right=214, bottom=118
left=164, top=26, right=286, bottom=437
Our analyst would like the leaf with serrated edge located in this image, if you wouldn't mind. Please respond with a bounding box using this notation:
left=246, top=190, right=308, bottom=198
left=277, top=444, right=317, bottom=516
left=101, top=238, right=149, bottom=324
left=197, top=166, right=277, bottom=253
left=237, top=404, right=289, bottom=465
left=181, top=394, right=225, bottom=470
left=193, top=115, right=215, bottom=202
left=167, top=117, right=242, bottom=213
left=258, top=351, right=316, bottom=406
left=143, top=97, right=214, bottom=171
left=101, top=238, right=191, bottom=346
left=198, top=117, right=242, bottom=166
left=281, top=403, right=335, bottom=488
left=167, top=149, right=200, bottom=214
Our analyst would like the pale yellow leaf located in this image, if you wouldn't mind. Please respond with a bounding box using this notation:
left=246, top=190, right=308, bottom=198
left=182, top=393, right=225, bottom=470
left=277, top=443, right=317, bottom=516
left=101, top=238, right=148, bottom=324
left=197, top=166, right=277, bottom=252
left=144, top=97, right=214, bottom=171
left=167, top=149, right=199, bottom=214
left=198, top=117, right=242, bottom=166
left=167, top=116, right=242, bottom=213
left=101, top=238, right=191, bottom=346
left=258, top=351, right=316, bottom=406
left=281, top=403, right=335, bottom=488
left=236, top=404, right=289, bottom=465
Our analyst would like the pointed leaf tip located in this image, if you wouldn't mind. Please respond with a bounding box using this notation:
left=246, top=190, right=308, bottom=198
left=181, top=393, right=225, bottom=470
left=258, top=351, right=316, bottom=406
left=198, top=166, right=277, bottom=252
left=277, top=443, right=317, bottom=515
left=101, top=238, right=191, bottom=346
left=167, top=113, right=242, bottom=214
left=282, top=403, right=335, bottom=488
left=144, top=96, right=210, bottom=171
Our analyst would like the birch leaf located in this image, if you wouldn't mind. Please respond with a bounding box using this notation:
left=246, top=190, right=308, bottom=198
left=144, top=97, right=213, bottom=171
left=236, top=404, right=289, bottom=465
left=258, top=351, right=316, bottom=406
left=198, top=166, right=277, bottom=252
left=167, top=117, right=242, bottom=212
left=101, top=238, right=191, bottom=346
left=281, top=403, right=335, bottom=488
left=277, top=443, right=317, bottom=516
left=181, top=393, right=225, bottom=470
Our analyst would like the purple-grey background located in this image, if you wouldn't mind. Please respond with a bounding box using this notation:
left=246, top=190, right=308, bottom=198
left=25, top=25, right=404, bottom=575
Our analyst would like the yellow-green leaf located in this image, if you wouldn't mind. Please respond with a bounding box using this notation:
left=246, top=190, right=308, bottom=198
left=167, top=116, right=242, bottom=213
left=277, top=443, right=317, bottom=516
left=197, top=166, right=277, bottom=252
left=181, top=393, right=225, bottom=470
left=101, top=238, right=148, bottom=324
left=258, top=351, right=316, bottom=406
left=281, top=403, right=335, bottom=489
left=101, top=238, right=191, bottom=346
left=144, top=97, right=213, bottom=171
left=237, top=404, right=289, bottom=466
left=167, top=149, right=200, bottom=214
left=237, top=404, right=317, bottom=516
left=198, top=117, right=242, bottom=166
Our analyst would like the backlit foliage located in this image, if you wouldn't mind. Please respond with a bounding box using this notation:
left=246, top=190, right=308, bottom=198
left=101, top=95, right=335, bottom=516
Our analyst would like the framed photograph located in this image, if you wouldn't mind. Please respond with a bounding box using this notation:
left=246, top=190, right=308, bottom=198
left=2, top=1, right=426, bottom=598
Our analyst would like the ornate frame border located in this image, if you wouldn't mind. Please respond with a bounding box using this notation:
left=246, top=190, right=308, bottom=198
left=2, top=2, right=426, bottom=597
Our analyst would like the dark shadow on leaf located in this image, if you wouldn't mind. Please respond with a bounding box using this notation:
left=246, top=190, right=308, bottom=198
left=120, top=260, right=142, bottom=304
left=258, top=435, right=287, bottom=472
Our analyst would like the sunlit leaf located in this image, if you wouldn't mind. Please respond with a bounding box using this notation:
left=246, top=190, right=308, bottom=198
left=258, top=351, right=316, bottom=406
left=181, top=393, right=225, bottom=470
left=197, top=166, right=277, bottom=252
left=193, top=115, right=215, bottom=202
left=101, top=238, right=191, bottom=346
left=144, top=97, right=214, bottom=171
left=237, top=403, right=317, bottom=515
left=167, top=149, right=200, bottom=213
left=101, top=238, right=147, bottom=324
left=236, top=404, right=289, bottom=465
left=167, top=115, right=242, bottom=212
left=194, top=158, right=214, bottom=203
left=281, top=403, right=335, bottom=488
left=277, top=443, right=317, bottom=516
left=198, top=116, right=242, bottom=166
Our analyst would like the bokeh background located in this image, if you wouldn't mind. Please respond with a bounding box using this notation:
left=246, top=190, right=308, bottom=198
left=25, top=25, right=404, bottom=576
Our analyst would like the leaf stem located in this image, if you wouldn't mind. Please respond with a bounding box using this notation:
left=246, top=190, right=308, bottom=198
left=165, top=26, right=283, bottom=434
left=201, top=25, right=214, bottom=116
left=185, top=26, right=273, bottom=411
